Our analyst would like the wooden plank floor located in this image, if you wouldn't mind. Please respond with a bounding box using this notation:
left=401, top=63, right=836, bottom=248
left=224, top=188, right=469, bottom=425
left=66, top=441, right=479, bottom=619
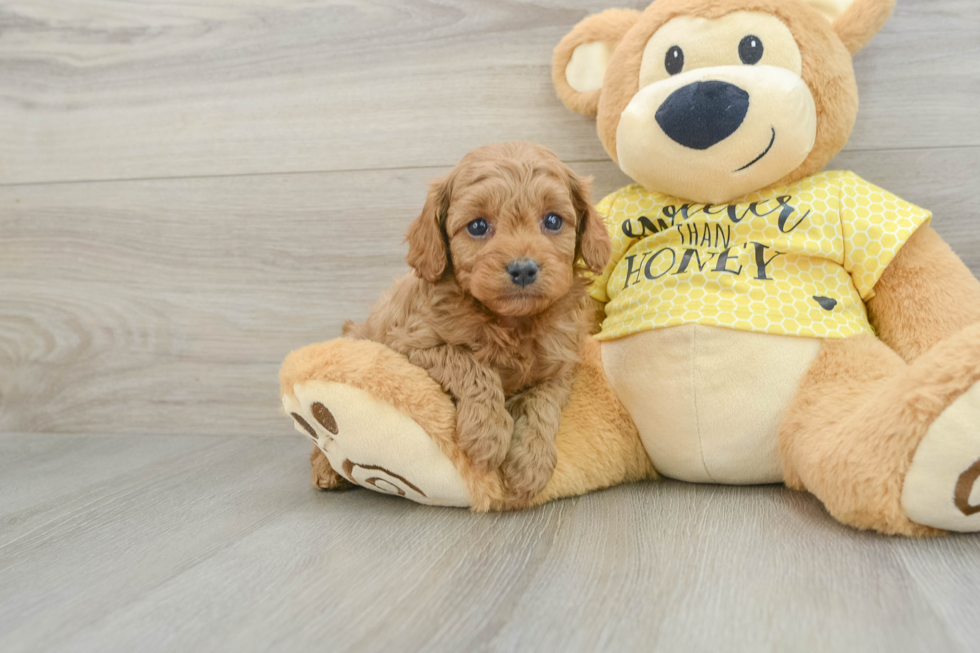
left=2, top=0, right=980, bottom=437
left=1, top=433, right=979, bottom=653
left=2, top=0, right=980, bottom=650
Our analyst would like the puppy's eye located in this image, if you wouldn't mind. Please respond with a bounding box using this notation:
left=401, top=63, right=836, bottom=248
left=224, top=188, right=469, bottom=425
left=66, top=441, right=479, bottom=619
left=543, top=213, right=563, bottom=232
left=665, top=45, right=684, bottom=75
left=739, top=35, right=764, bottom=65
left=466, top=218, right=489, bottom=237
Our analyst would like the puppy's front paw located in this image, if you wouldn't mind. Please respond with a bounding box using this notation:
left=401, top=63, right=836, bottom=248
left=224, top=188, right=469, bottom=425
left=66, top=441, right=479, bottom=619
left=310, top=446, right=357, bottom=491
left=500, top=428, right=557, bottom=509
left=456, top=399, right=513, bottom=471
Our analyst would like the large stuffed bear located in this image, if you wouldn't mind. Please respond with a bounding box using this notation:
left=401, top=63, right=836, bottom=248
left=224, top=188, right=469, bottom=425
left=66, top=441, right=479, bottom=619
left=281, top=0, right=980, bottom=535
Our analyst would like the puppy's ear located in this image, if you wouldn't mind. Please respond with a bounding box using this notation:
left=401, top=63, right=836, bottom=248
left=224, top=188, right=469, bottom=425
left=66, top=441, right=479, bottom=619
left=406, top=173, right=454, bottom=282
left=552, top=9, right=640, bottom=117
left=570, top=173, right=611, bottom=275
left=802, top=0, right=894, bottom=54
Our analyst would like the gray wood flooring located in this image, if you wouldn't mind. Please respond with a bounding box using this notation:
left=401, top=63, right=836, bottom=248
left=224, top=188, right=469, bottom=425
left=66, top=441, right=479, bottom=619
left=2, top=0, right=980, bottom=651
left=2, top=433, right=980, bottom=653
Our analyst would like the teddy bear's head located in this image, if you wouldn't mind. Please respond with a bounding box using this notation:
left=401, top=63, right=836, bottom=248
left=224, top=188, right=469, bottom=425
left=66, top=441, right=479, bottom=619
left=553, top=0, right=894, bottom=204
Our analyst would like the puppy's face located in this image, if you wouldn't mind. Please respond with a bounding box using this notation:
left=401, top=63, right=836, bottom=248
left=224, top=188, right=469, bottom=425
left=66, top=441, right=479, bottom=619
left=406, top=143, right=610, bottom=317
left=445, top=161, right=580, bottom=316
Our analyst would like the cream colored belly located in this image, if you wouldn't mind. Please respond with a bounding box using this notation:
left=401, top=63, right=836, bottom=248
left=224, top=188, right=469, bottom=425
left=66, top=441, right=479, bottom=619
left=601, top=325, right=822, bottom=484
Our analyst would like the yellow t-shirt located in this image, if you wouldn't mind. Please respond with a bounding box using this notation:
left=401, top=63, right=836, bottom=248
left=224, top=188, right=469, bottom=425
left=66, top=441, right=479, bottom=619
left=590, top=171, right=931, bottom=340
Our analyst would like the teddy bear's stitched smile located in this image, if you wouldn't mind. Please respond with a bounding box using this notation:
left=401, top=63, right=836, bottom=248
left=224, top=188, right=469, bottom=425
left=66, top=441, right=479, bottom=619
left=735, top=126, right=776, bottom=172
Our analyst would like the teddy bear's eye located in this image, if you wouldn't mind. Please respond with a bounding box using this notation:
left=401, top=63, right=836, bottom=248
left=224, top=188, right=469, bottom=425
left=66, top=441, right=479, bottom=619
left=665, top=45, right=684, bottom=75
left=739, top=35, right=764, bottom=65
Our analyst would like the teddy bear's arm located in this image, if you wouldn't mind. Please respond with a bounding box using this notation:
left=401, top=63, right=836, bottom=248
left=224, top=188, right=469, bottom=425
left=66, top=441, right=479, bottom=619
left=867, top=225, right=980, bottom=363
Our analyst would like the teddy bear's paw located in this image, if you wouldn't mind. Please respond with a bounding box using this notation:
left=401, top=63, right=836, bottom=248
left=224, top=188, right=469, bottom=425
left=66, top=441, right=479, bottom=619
left=902, top=381, right=980, bottom=532
left=283, top=380, right=471, bottom=507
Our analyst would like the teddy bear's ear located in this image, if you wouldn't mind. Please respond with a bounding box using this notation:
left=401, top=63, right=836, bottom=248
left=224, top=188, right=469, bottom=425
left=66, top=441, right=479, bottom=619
left=552, top=9, right=640, bottom=116
left=802, top=0, right=895, bottom=54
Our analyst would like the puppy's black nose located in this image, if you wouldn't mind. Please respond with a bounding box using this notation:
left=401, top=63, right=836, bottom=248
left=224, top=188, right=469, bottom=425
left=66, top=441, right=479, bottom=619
left=507, top=259, right=538, bottom=287
left=655, top=81, right=750, bottom=150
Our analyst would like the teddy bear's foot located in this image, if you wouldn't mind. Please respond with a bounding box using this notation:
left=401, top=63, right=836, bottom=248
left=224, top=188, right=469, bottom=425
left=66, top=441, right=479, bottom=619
left=281, top=338, right=496, bottom=507
left=281, top=337, right=653, bottom=511
left=903, top=381, right=980, bottom=532
left=284, top=375, right=471, bottom=506
left=780, top=321, right=980, bottom=535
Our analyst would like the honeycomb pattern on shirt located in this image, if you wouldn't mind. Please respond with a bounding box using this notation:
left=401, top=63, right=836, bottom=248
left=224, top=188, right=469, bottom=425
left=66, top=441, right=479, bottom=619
left=589, top=171, right=931, bottom=340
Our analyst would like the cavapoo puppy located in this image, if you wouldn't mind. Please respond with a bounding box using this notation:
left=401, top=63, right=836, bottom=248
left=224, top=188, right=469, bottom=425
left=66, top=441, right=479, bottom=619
left=342, top=142, right=611, bottom=505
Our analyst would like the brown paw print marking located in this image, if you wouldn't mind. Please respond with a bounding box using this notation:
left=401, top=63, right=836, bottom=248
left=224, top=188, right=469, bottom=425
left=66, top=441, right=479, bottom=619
left=954, top=458, right=980, bottom=517
left=342, top=459, right=426, bottom=498
left=291, top=413, right=318, bottom=441
left=311, top=402, right=339, bottom=435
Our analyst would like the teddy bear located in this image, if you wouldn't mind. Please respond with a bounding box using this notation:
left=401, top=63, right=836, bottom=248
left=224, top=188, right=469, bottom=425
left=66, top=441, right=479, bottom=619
left=280, top=0, right=980, bottom=535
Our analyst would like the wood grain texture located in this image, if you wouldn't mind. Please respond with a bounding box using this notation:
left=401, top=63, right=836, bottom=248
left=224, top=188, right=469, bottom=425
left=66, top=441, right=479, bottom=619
left=3, top=149, right=979, bottom=436
left=0, top=160, right=622, bottom=435
left=0, top=0, right=978, bottom=185
left=1, top=2, right=980, bottom=648
left=1, top=433, right=979, bottom=653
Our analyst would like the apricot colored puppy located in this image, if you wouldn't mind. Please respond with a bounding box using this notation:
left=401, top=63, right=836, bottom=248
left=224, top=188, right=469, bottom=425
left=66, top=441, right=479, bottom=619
left=342, top=142, right=611, bottom=506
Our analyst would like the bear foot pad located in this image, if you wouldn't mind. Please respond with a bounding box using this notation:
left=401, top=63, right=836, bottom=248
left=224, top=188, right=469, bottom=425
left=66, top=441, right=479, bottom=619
left=903, top=382, right=980, bottom=532
left=283, top=380, right=471, bottom=507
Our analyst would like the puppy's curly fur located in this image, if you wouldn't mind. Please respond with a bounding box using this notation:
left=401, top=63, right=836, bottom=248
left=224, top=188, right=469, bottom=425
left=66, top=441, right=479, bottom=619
left=338, top=142, right=611, bottom=506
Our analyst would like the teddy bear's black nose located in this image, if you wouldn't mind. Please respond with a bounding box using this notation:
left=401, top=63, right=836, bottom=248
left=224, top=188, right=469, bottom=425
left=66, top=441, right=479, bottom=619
left=656, top=81, right=750, bottom=150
